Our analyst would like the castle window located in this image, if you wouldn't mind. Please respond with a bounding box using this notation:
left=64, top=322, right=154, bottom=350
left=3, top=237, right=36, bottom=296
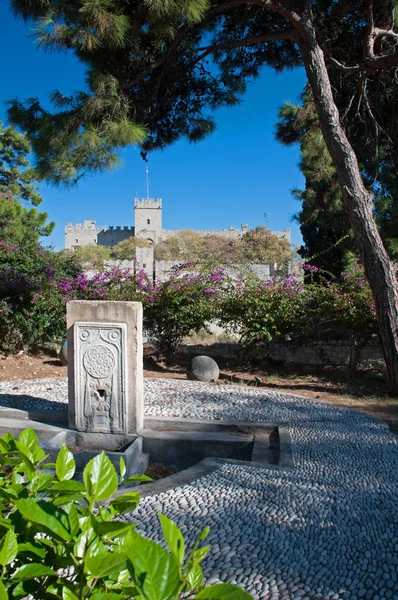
left=76, top=239, right=78, bottom=243
left=147, top=219, right=151, bottom=225
left=143, top=263, right=147, bottom=268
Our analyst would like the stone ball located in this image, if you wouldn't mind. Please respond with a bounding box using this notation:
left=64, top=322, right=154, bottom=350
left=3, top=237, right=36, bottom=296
left=59, top=342, right=68, bottom=366
left=187, top=355, right=220, bottom=383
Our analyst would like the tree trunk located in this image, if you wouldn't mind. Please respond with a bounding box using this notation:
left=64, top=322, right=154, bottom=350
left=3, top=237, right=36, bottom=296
left=299, top=37, right=398, bottom=394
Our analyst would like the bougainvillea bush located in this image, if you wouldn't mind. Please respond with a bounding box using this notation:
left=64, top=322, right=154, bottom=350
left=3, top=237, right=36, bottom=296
left=0, top=243, right=147, bottom=355
left=306, top=266, right=378, bottom=370
left=0, top=238, right=381, bottom=367
left=142, top=264, right=225, bottom=355
left=0, top=242, right=79, bottom=354
left=0, top=428, right=252, bottom=599
left=217, top=273, right=310, bottom=361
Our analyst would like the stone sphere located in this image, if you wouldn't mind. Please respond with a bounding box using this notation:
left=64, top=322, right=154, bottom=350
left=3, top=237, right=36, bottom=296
left=59, top=342, right=68, bottom=366
left=187, top=355, right=219, bottom=383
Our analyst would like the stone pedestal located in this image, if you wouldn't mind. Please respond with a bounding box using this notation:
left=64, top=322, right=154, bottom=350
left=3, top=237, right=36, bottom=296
left=67, top=301, right=143, bottom=434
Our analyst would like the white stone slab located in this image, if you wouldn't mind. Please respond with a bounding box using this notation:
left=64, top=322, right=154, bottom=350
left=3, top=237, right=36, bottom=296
left=73, top=322, right=127, bottom=433
left=67, top=301, right=143, bottom=434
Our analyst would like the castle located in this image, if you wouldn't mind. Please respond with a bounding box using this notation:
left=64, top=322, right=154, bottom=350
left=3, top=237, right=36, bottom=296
left=65, top=198, right=291, bottom=281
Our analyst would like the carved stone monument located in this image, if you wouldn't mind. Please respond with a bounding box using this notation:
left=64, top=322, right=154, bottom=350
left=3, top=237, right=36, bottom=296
left=67, top=301, right=143, bottom=434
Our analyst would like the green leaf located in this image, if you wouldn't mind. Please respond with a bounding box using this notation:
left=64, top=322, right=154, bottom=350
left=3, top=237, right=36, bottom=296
left=12, top=472, right=24, bottom=485
left=0, top=517, right=15, bottom=530
left=41, top=462, right=56, bottom=469
left=62, top=586, right=79, bottom=600
left=56, top=444, right=76, bottom=481
left=0, top=579, right=7, bottom=600
left=109, top=586, right=139, bottom=598
left=11, top=563, right=57, bottom=581
left=126, top=531, right=181, bottom=600
left=73, top=528, right=96, bottom=559
left=92, top=520, right=133, bottom=539
left=0, top=530, right=17, bottom=565
left=14, top=441, right=35, bottom=472
left=64, top=502, right=79, bottom=537
left=86, top=552, right=127, bottom=578
left=185, top=563, right=203, bottom=590
left=196, top=583, right=254, bottom=599
left=110, top=492, right=140, bottom=515
left=34, top=474, right=54, bottom=492
left=119, top=457, right=126, bottom=479
left=124, top=474, right=153, bottom=484
left=89, top=594, right=125, bottom=600
left=83, top=452, right=118, bottom=502
left=16, top=499, right=75, bottom=542
left=18, top=541, right=46, bottom=559
left=43, top=582, right=64, bottom=598
left=18, top=428, right=38, bottom=450
left=198, top=526, right=211, bottom=541
left=50, top=480, right=86, bottom=493
left=192, top=546, right=210, bottom=564
left=12, top=579, right=41, bottom=599
left=159, top=513, right=185, bottom=567
left=32, top=444, right=47, bottom=464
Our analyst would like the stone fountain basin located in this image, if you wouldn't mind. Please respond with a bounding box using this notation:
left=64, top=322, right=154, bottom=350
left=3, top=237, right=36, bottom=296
left=42, top=431, right=143, bottom=476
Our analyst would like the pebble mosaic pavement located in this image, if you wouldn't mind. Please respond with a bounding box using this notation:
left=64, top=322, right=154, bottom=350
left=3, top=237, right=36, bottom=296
left=0, top=377, right=397, bottom=600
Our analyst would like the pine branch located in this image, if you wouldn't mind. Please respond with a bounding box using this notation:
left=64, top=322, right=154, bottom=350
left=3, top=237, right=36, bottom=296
left=196, top=29, right=297, bottom=59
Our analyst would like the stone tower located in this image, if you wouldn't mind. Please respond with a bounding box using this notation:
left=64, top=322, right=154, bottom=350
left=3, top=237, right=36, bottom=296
left=134, top=198, right=163, bottom=245
left=65, top=220, right=100, bottom=250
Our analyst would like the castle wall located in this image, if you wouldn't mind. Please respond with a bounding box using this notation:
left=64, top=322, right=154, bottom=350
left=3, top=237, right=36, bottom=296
left=65, top=198, right=292, bottom=286
left=154, top=261, right=275, bottom=283
left=159, top=226, right=291, bottom=243
left=274, top=228, right=291, bottom=243
left=159, top=226, right=245, bottom=241
left=103, top=259, right=135, bottom=271
left=155, top=260, right=180, bottom=282
left=136, top=246, right=155, bottom=279
left=65, top=221, right=100, bottom=250
left=224, top=264, right=274, bottom=280
left=97, top=226, right=134, bottom=247
left=86, top=257, right=301, bottom=288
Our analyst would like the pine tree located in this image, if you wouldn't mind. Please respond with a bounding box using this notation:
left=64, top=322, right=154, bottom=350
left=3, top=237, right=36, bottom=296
left=0, top=121, right=54, bottom=245
left=276, top=91, right=398, bottom=275
left=276, top=96, right=355, bottom=277
left=0, top=121, right=43, bottom=206
left=7, top=0, right=398, bottom=393
left=0, top=191, right=53, bottom=247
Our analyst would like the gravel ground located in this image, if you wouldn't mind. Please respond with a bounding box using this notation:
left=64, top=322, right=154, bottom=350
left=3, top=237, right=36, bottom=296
left=1, top=377, right=398, bottom=600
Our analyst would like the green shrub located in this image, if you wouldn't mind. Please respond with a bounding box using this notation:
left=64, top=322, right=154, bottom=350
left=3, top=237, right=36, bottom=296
left=0, top=244, right=79, bottom=354
left=143, top=267, right=223, bottom=355
left=0, top=428, right=252, bottom=600
left=217, top=274, right=308, bottom=360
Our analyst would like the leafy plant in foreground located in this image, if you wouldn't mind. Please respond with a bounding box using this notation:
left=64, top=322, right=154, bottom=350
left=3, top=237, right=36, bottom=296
left=0, top=428, right=252, bottom=600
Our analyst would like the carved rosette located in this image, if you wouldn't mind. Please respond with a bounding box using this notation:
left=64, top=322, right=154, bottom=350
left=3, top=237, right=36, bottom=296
left=74, top=322, right=127, bottom=433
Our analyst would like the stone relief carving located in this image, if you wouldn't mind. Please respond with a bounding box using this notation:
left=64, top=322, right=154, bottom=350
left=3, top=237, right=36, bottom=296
left=74, top=323, right=127, bottom=433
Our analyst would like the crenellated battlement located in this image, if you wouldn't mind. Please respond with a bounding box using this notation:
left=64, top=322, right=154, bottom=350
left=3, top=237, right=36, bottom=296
left=100, top=226, right=134, bottom=233
left=65, top=220, right=98, bottom=233
left=134, top=198, right=162, bottom=209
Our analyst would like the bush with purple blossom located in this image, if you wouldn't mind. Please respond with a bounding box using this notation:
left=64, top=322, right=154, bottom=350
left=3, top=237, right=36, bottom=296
left=142, top=267, right=224, bottom=355
left=217, top=272, right=308, bottom=360
left=0, top=242, right=79, bottom=353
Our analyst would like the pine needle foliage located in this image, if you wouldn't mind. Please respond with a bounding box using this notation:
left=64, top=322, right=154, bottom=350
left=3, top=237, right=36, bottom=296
left=7, top=0, right=398, bottom=195
left=276, top=89, right=398, bottom=272
left=0, top=121, right=43, bottom=206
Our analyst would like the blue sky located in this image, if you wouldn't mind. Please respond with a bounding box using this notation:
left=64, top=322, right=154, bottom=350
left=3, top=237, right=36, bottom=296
left=0, top=3, right=307, bottom=250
